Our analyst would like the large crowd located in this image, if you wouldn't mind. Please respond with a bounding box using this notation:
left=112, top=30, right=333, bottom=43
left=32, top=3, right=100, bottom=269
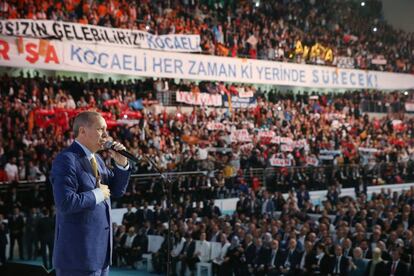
left=0, top=0, right=413, bottom=73
left=1, top=74, right=414, bottom=189
left=0, top=72, right=413, bottom=273
left=0, top=1, right=414, bottom=273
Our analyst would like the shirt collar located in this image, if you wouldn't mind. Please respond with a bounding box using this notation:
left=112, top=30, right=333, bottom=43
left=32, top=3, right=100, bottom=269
left=75, top=140, right=94, bottom=160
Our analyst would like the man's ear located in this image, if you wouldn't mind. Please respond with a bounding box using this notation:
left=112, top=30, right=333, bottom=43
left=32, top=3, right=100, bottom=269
left=78, top=126, right=86, bottom=136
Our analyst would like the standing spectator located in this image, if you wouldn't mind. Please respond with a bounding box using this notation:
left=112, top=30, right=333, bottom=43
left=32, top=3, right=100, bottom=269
left=330, top=244, right=349, bottom=276
left=195, top=232, right=211, bottom=264
left=178, top=232, right=196, bottom=276
left=37, top=208, right=55, bottom=269
left=0, top=214, right=8, bottom=266
left=365, top=248, right=387, bottom=276
left=4, top=157, right=18, bottom=182
left=25, top=207, right=40, bottom=260
left=348, top=247, right=368, bottom=276
left=385, top=247, right=409, bottom=276
left=8, top=207, right=24, bottom=260
left=122, top=204, right=137, bottom=229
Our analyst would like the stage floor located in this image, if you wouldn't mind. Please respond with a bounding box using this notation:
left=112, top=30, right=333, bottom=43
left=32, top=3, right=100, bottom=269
left=8, top=259, right=160, bottom=276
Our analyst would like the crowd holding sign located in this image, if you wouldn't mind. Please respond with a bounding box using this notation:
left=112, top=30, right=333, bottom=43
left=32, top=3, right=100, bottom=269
left=176, top=91, right=222, bottom=106
left=0, top=20, right=201, bottom=52
left=269, top=157, right=292, bottom=167
left=223, top=95, right=257, bottom=109
left=231, top=129, right=251, bottom=143
left=206, top=122, right=226, bottom=131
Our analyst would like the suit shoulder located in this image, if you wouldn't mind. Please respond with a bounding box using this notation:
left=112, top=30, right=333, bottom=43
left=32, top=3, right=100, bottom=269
left=52, top=149, right=78, bottom=170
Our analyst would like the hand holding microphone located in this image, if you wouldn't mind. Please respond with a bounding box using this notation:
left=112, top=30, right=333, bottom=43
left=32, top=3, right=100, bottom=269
left=104, top=140, right=129, bottom=167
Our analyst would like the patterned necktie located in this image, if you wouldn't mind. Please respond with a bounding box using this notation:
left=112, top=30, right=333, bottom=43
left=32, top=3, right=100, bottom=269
left=90, top=155, right=99, bottom=178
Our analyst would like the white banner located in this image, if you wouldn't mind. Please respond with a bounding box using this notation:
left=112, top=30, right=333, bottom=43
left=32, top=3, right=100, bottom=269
left=405, top=103, right=414, bottom=112
left=0, top=35, right=414, bottom=90
left=358, top=147, right=379, bottom=153
left=206, top=122, right=225, bottom=131
left=223, top=95, right=257, bottom=109
left=238, top=90, right=254, bottom=98
left=306, top=156, right=319, bottom=166
left=258, top=130, right=275, bottom=139
left=176, top=91, right=222, bottom=106
left=231, top=129, right=251, bottom=143
left=269, top=157, right=291, bottom=167
left=281, top=144, right=294, bottom=152
left=0, top=20, right=201, bottom=52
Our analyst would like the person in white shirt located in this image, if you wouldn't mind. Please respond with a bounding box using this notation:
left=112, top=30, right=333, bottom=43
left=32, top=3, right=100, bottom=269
left=195, top=232, right=211, bottom=263
left=212, top=233, right=230, bottom=275
left=5, top=157, right=19, bottom=182
left=120, top=226, right=138, bottom=266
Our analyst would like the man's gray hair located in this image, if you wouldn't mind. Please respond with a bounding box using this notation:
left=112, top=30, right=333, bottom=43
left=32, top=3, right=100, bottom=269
left=73, top=111, right=101, bottom=137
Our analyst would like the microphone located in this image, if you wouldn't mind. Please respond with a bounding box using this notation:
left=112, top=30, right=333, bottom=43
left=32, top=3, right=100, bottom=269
left=103, top=141, right=139, bottom=163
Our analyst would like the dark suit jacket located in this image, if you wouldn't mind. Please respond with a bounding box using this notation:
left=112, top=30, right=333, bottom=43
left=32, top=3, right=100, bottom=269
left=267, top=248, right=286, bottom=272
left=330, top=255, right=349, bottom=276
left=180, top=240, right=196, bottom=258
left=51, top=142, right=131, bottom=271
left=8, top=214, right=25, bottom=238
left=365, top=260, right=387, bottom=276
left=314, top=254, right=332, bottom=275
left=122, top=211, right=137, bottom=228
left=283, top=249, right=301, bottom=270
left=37, top=215, right=55, bottom=243
left=253, top=246, right=271, bottom=267
left=136, top=208, right=154, bottom=223
left=385, top=260, right=409, bottom=276
left=244, top=243, right=256, bottom=265
left=299, top=251, right=316, bottom=275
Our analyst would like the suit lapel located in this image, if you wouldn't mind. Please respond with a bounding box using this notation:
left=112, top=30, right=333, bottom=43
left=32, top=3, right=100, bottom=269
left=70, top=142, right=97, bottom=185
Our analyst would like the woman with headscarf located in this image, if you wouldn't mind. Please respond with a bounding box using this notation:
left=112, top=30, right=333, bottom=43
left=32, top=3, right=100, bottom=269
left=224, top=236, right=244, bottom=276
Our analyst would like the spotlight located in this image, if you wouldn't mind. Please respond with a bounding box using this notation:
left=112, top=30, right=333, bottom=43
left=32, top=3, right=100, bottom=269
left=145, top=25, right=150, bottom=31
left=404, top=91, right=409, bottom=96
left=372, top=27, right=378, bottom=32
left=361, top=2, right=365, bottom=7
left=255, top=1, right=260, bottom=7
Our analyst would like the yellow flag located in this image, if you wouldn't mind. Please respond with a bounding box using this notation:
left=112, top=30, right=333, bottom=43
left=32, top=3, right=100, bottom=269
left=295, top=40, right=303, bottom=55
left=303, top=46, right=310, bottom=59
left=325, top=48, right=333, bottom=62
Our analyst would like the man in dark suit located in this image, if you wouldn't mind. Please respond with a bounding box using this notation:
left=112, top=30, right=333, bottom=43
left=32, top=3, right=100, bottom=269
left=136, top=201, right=154, bottom=225
left=8, top=207, right=25, bottom=260
left=281, top=238, right=302, bottom=275
left=178, top=233, right=196, bottom=276
left=0, top=214, right=8, bottom=266
left=51, top=111, right=131, bottom=276
left=330, top=244, right=349, bottom=276
left=252, top=238, right=271, bottom=276
left=267, top=239, right=286, bottom=276
left=365, top=248, right=387, bottom=276
left=313, top=243, right=331, bottom=275
left=296, top=184, right=310, bottom=209
left=385, top=247, right=409, bottom=276
left=298, top=241, right=316, bottom=276
left=37, top=207, right=55, bottom=269
left=243, top=234, right=256, bottom=270
left=25, top=207, right=41, bottom=260
left=122, top=204, right=136, bottom=229
left=119, top=226, right=144, bottom=266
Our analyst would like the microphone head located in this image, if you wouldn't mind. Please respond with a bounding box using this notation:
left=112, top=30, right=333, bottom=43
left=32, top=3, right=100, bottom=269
left=103, top=141, right=113, bottom=150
